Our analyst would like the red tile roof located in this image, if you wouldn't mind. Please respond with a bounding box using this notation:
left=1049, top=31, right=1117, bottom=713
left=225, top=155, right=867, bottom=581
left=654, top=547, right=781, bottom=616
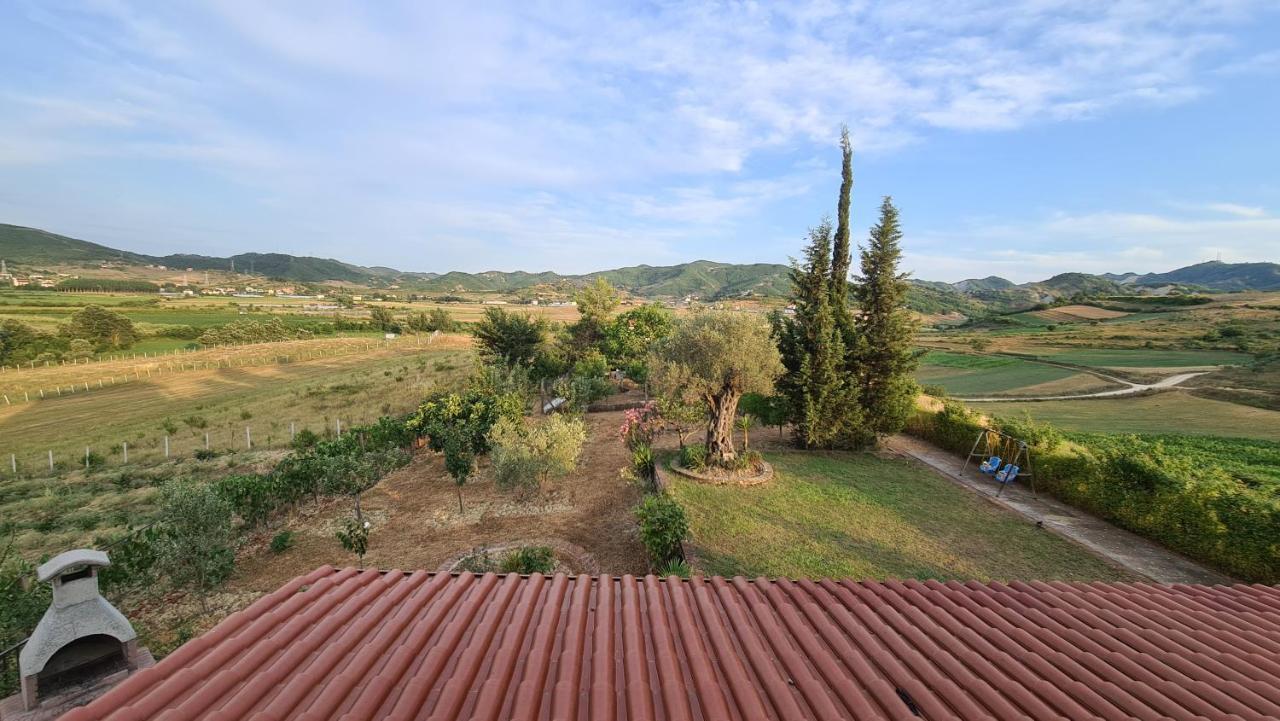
left=60, top=567, right=1280, bottom=721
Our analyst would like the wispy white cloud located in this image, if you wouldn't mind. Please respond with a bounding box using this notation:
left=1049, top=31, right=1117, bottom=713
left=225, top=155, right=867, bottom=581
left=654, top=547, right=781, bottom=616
left=0, top=1, right=1276, bottom=273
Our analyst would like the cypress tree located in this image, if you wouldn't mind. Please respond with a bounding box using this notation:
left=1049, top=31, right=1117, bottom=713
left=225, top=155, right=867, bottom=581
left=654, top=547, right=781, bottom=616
left=852, top=196, right=919, bottom=440
left=773, top=220, right=861, bottom=449
left=830, top=125, right=855, bottom=344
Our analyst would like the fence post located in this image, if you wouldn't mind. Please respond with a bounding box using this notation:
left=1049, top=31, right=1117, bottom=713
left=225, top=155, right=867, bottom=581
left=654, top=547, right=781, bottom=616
left=290, top=422, right=296, bottom=440
left=85, top=447, right=90, bottom=469
left=48, top=450, right=53, bottom=472
left=123, top=442, right=128, bottom=463
left=246, top=427, right=252, bottom=449
left=204, top=433, right=210, bottom=450
left=164, top=436, right=170, bottom=458
left=10, top=454, right=15, bottom=475
left=336, top=419, right=341, bottom=437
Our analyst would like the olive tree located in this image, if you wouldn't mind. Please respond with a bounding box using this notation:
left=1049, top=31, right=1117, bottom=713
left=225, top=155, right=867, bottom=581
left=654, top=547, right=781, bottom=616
left=654, top=312, right=781, bottom=467
left=490, top=415, right=586, bottom=492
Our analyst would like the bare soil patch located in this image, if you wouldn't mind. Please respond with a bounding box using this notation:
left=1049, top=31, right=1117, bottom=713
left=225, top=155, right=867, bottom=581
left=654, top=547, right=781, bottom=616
left=1032, top=305, right=1129, bottom=322
left=227, top=408, right=651, bottom=597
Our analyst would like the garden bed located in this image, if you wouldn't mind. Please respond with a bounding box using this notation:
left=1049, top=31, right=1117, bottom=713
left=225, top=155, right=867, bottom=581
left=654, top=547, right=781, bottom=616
left=667, top=458, right=773, bottom=486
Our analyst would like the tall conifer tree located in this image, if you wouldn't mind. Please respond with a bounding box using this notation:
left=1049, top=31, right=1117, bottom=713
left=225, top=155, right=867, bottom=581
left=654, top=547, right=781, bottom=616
left=773, top=221, right=861, bottom=449
left=830, top=125, right=855, bottom=346
left=852, top=197, right=919, bottom=439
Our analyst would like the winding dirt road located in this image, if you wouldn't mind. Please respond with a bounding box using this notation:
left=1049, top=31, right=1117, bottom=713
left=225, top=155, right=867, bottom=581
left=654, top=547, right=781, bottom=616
left=958, top=371, right=1209, bottom=403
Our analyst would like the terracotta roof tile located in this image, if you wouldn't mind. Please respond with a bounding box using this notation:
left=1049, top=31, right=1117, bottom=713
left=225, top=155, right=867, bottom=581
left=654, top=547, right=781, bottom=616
left=58, top=568, right=1280, bottom=721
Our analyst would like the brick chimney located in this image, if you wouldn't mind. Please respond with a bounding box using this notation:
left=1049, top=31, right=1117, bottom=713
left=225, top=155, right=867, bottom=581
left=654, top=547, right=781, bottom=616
left=2, top=550, right=151, bottom=720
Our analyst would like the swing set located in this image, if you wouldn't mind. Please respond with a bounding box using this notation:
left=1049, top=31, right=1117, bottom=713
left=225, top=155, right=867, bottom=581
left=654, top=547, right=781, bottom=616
left=961, top=427, right=1036, bottom=497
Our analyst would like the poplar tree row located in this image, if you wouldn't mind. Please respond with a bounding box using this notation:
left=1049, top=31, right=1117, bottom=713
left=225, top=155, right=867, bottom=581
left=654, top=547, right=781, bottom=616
left=773, top=127, right=919, bottom=449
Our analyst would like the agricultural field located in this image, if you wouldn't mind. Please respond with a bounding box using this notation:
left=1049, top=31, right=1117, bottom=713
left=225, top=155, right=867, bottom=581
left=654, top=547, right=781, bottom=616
left=914, top=350, right=1118, bottom=397
left=670, top=452, right=1136, bottom=582
left=1033, top=348, right=1251, bottom=368
left=1031, top=304, right=1129, bottom=322
left=972, top=391, right=1280, bottom=440
left=0, top=336, right=474, bottom=556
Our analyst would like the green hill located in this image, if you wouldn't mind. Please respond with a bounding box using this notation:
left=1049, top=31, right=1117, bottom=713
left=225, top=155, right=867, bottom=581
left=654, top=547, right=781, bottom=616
left=0, top=224, right=145, bottom=266
left=154, top=252, right=371, bottom=283
left=1135, top=261, right=1280, bottom=291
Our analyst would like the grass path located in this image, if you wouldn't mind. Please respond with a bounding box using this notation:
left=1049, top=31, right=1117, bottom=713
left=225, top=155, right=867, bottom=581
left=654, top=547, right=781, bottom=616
left=670, top=451, right=1136, bottom=582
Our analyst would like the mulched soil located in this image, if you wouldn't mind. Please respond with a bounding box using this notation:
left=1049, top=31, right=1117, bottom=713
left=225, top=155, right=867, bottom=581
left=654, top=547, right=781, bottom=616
left=227, top=407, right=653, bottom=596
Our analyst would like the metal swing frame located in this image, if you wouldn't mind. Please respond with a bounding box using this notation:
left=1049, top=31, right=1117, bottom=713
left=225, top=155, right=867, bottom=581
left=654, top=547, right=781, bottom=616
left=961, top=427, right=1036, bottom=497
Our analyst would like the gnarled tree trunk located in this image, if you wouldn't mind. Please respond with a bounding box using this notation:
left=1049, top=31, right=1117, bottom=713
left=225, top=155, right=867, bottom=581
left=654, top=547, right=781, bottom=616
left=705, top=372, right=743, bottom=466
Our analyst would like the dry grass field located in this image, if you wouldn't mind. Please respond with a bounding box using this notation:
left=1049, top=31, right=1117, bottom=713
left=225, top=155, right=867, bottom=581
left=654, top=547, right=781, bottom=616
left=1032, top=304, right=1129, bottom=322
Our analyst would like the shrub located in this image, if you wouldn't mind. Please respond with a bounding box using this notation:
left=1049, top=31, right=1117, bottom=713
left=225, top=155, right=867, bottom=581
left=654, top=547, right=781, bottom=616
left=155, top=480, right=235, bottom=611
left=657, top=559, right=691, bottom=578
left=634, top=493, right=688, bottom=565
left=194, top=448, right=219, bottom=461
left=335, top=514, right=371, bottom=567
left=619, top=402, right=661, bottom=451
left=490, top=415, right=586, bottom=491
left=270, top=531, right=294, bottom=553
left=291, top=428, right=320, bottom=450
left=995, top=413, right=1064, bottom=453
left=630, top=444, right=656, bottom=489
left=499, top=546, right=556, bottom=575
left=573, top=349, right=609, bottom=379
left=679, top=443, right=708, bottom=471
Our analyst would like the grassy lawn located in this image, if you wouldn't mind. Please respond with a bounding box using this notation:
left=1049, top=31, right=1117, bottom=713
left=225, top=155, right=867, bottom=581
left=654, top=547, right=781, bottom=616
left=972, top=392, right=1280, bottom=440
left=670, top=452, right=1136, bottom=582
left=1037, top=348, right=1251, bottom=367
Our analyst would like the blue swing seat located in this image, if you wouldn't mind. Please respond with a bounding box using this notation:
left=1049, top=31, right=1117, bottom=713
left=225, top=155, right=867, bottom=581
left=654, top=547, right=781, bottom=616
left=979, top=456, right=1002, bottom=474
left=995, top=464, right=1020, bottom=484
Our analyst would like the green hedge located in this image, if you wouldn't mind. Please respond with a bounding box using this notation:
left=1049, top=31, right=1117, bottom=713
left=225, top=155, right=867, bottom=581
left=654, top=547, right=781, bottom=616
left=904, top=401, right=1280, bottom=582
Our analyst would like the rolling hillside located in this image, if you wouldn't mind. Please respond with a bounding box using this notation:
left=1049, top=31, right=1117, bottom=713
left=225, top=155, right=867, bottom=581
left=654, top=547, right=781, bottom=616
left=1, top=221, right=1275, bottom=303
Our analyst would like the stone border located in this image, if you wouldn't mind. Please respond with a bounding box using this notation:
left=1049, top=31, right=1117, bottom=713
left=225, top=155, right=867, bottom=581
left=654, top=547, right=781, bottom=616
left=437, top=538, right=600, bottom=576
left=666, top=459, right=773, bottom=486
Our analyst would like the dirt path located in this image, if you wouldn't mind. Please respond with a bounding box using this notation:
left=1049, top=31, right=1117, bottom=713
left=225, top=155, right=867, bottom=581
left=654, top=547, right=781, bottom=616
left=883, top=434, right=1235, bottom=585
left=958, top=370, right=1208, bottom=402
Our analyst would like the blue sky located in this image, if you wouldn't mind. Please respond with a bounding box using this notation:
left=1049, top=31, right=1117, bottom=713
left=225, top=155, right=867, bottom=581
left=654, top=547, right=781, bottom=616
left=1, top=1, right=1278, bottom=283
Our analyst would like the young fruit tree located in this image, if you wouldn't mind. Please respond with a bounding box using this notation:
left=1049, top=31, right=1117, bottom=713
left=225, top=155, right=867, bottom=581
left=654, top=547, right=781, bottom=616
left=654, top=312, right=782, bottom=467
left=155, top=480, right=235, bottom=613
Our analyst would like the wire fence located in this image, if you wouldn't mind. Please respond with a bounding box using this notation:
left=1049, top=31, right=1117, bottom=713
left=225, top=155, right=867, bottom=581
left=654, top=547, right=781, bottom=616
left=1, top=413, right=415, bottom=478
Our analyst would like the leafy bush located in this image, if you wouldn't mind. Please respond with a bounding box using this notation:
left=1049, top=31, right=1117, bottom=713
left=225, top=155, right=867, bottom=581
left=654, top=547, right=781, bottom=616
left=407, top=388, right=524, bottom=454
left=634, top=494, right=688, bottom=565
left=572, top=349, right=609, bottom=379
left=198, top=318, right=311, bottom=346
left=619, top=402, right=660, bottom=451
left=994, top=413, right=1064, bottom=452
left=270, top=531, right=294, bottom=553
left=499, top=546, right=556, bottom=574
left=335, top=514, right=371, bottom=567
left=291, top=428, right=320, bottom=450
left=679, top=443, right=708, bottom=471
left=630, top=444, right=656, bottom=489
left=490, top=415, right=586, bottom=491
left=194, top=448, right=219, bottom=461
left=155, top=480, right=235, bottom=610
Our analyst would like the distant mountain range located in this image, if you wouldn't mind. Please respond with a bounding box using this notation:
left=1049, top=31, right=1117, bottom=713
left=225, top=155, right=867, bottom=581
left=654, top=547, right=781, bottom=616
left=1, top=223, right=1277, bottom=308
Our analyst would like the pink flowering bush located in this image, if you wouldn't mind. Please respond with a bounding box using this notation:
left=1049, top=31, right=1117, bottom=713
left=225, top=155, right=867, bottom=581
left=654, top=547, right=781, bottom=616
left=619, top=402, right=662, bottom=451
